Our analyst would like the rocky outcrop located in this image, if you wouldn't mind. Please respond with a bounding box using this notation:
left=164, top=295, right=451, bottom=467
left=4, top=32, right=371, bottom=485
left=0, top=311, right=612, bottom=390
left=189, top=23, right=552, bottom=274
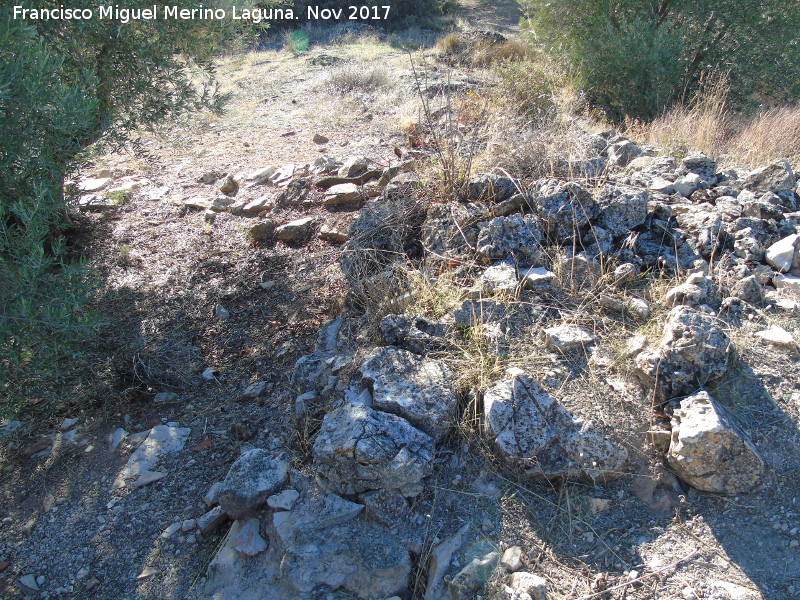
left=312, top=402, right=435, bottom=496
left=635, top=306, right=733, bottom=403
left=483, top=373, right=627, bottom=483
left=217, top=449, right=290, bottom=520
left=359, top=346, right=458, bottom=442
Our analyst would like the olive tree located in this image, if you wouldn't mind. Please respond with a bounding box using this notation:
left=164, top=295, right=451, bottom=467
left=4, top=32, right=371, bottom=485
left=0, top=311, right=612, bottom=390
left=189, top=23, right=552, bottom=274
left=0, top=1, right=230, bottom=414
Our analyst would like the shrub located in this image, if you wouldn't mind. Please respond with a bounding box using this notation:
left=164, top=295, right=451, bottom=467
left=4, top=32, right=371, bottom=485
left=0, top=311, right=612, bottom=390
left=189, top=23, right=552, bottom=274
left=519, top=0, right=800, bottom=119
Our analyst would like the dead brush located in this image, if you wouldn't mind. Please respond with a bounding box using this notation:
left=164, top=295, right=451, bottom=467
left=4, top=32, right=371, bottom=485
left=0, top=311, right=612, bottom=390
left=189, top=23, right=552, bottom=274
left=324, top=64, right=392, bottom=93
left=625, top=73, right=733, bottom=161
left=409, top=55, right=490, bottom=198
left=727, top=105, right=800, bottom=167
left=627, top=73, right=800, bottom=168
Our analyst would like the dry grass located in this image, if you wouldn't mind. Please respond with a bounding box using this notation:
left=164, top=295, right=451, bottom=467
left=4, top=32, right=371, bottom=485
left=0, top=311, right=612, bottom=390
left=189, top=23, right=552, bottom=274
left=626, top=76, right=800, bottom=168
left=727, top=106, right=800, bottom=168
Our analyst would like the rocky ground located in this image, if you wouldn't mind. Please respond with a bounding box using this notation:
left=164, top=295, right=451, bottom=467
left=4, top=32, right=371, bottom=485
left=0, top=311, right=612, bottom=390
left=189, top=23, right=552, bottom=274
left=2, top=16, right=800, bottom=600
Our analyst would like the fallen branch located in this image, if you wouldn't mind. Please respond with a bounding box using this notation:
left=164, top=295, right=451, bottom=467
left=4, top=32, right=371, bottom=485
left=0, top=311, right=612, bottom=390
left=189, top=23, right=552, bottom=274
left=573, top=548, right=700, bottom=600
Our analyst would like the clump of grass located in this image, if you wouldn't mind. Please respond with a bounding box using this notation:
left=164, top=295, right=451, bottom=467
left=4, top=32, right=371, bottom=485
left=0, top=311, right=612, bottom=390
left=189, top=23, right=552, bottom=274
left=626, top=74, right=800, bottom=168
left=727, top=105, right=800, bottom=167
left=324, top=65, right=392, bottom=93
left=436, top=32, right=468, bottom=57
left=472, top=39, right=535, bottom=68
left=106, top=190, right=132, bottom=205
left=625, top=75, right=732, bottom=161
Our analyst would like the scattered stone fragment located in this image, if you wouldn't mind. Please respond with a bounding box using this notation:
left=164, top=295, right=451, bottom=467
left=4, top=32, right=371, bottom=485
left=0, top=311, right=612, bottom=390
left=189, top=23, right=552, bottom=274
left=247, top=219, right=276, bottom=243
left=775, top=273, right=800, bottom=296
left=509, top=572, right=548, bottom=600
left=219, top=174, right=239, bottom=195
left=627, top=297, right=650, bottom=320
left=596, top=184, right=648, bottom=236
left=665, top=273, right=712, bottom=307
left=544, top=324, right=595, bottom=352
left=424, top=524, right=471, bottom=600
left=755, top=325, right=797, bottom=350
left=215, top=305, right=230, bottom=319
left=607, top=139, right=642, bottom=167
left=481, top=263, right=519, bottom=294
left=133, top=470, right=167, bottom=488
left=84, top=577, right=101, bottom=591
left=673, top=173, right=703, bottom=197
left=231, top=518, right=267, bottom=556
left=60, top=417, right=78, bottom=431
left=313, top=133, right=329, bottom=144
left=612, top=262, right=638, bottom=286
left=204, top=482, right=223, bottom=507
left=467, top=173, right=516, bottom=202
left=114, top=425, right=190, bottom=488
left=267, top=488, right=300, bottom=510
left=198, top=506, right=229, bottom=537
left=218, top=449, right=290, bottom=519
left=476, top=214, right=544, bottom=265
left=324, top=183, right=363, bottom=206
left=338, top=156, right=372, bottom=178
left=731, top=275, right=764, bottom=304
left=765, top=234, right=800, bottom=272
left=242, top=381, right=267, bottom=398
left=242, top=196, right=275, bottom=215
left=184, top=197, right=212, bottom=210
left=18, top=574, right=39, bottom=592
left=635, top=306, right=733, bottom=403
left=136, top=566, right=158, bottom=580
left=500, top=546, right=524, bottom=572
left=667, top=390, right=764, bottom=495
left=359, top=346, right=458, bottom=442
left=108, top=427, right=128, bottom=451
left=153, top=392, right=177, bottom=404
left=275, top=217, right=314, bottom=241
left=199, top=170, right=222, bottom=184
left=312, top=402, right=435, bottom=496
left=743, top=159, right=796, bottom=194
left=78, top=177, right=112, bottom=193
left=380, top=314, right=450, bottom=354
left=521, top=267, right=556, bottom=291
left=560, top=254, right=601, bottom=290
left=246, top=166, right=276, bottom=184
left=161, top=522, right=181, bottom=539
left=182, top=519, right=197, bottom=532
left=535, top=180, right=598, bottom=239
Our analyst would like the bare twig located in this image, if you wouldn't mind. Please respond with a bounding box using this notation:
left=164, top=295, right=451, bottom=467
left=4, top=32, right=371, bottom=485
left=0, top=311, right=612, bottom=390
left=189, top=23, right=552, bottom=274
left=573, top=548, right=700, bottom=600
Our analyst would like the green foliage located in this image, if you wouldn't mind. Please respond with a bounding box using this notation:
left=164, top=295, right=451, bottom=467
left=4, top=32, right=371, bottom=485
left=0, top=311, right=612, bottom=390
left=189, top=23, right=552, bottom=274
left=519, top=0, right=800, bottom=119
left=0, top=3, right=229, bottom=415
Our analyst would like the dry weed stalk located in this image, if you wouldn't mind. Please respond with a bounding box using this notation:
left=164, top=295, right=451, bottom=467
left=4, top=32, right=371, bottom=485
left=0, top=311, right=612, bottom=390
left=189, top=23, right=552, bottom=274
left=408, top=54, right=489, bottom=198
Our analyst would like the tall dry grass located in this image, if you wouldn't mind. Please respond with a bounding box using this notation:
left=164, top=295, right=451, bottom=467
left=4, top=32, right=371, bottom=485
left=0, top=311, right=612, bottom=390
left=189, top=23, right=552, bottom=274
left=727, top=106, right=800, bottom=168
left=626, top=77, right=800, bottom=168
